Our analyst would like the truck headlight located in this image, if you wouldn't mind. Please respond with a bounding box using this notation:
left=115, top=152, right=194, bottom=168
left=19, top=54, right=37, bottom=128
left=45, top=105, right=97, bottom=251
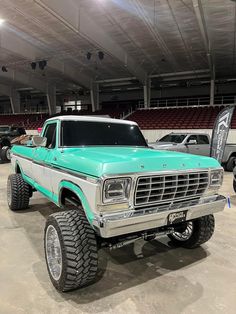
left=209, top=169, right=223, bottom=187
left=103, top=178, right=131, bottom=203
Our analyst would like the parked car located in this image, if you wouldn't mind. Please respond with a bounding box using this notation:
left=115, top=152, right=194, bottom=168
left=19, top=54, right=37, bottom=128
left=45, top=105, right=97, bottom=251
left=0, top=125, right=26, bottom=162
left=149, top=132, right=236, bottom=171
left=8, top=116, right=226, bottom=291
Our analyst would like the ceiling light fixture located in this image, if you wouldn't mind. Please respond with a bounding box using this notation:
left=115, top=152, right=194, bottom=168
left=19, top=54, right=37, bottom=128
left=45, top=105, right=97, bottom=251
left=31, top=62, right=37, bottom=70
left=0, top=19, right=5, bottom=26
left=86, top=52, right=92, bottom=60
left=38, top=60, right=47, bottom=70
left=2, top=66, right=8, bottom=72
left=98, top=51, right=104, bottom=60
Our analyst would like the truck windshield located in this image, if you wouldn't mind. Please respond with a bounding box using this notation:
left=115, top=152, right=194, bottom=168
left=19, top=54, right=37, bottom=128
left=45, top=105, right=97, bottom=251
left=159, top=134, right=186, bottom=143
left=60, top=121, right=148, bottom=147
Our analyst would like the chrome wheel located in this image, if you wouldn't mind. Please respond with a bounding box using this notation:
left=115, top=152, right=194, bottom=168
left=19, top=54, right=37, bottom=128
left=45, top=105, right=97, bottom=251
left=6, top=148, right=11, bottom=161
left=171, top=222, right=193, bottom=241
left=45, top=225, right=62, bottom=281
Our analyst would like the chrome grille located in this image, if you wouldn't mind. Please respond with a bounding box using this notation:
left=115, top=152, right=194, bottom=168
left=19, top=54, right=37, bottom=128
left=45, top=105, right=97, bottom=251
left=135, top=172, right=209, bottom=206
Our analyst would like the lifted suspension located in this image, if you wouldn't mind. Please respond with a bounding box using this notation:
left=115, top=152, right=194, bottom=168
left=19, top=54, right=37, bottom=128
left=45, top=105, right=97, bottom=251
left=107, top=227, right=174, bottom=250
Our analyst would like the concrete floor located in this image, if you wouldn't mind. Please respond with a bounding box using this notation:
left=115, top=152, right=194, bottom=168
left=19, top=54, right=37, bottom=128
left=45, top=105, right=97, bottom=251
left=0, top=163, right=236, bottom=314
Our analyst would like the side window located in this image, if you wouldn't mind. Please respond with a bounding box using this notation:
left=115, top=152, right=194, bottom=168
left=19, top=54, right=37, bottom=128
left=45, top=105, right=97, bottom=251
left=187, top=135, right=198, bottom=144
left=43, top=123, right=57, bottom=148
left=198, top=135, right=209, bottom=144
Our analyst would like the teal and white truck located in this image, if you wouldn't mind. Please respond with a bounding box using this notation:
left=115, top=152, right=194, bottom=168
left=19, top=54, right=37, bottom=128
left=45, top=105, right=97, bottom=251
left=7, top=116, right=226, bottom=291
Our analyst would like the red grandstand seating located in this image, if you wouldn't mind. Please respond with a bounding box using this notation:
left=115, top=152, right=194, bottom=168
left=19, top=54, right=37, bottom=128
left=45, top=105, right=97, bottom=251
left=127, top=106, right=236, bottom=129
left=0, top=114, right=49, bottom=130
left=2, top=105, right=236, bottom=130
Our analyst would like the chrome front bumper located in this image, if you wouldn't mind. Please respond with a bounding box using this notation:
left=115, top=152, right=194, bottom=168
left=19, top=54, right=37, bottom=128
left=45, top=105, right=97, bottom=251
left=94, top=195, right=226, bottom=238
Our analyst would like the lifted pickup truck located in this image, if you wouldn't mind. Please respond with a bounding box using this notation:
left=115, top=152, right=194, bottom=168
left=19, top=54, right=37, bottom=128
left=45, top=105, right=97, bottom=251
left=150, top=132, right=236, bottom=171
left=8, top=116, right=226, bottom=291
left=0, top=125, right=26, bottom=162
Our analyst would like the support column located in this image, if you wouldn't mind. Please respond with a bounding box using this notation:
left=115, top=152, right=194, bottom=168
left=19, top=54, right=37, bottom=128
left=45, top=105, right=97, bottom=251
left=210, top=78, right=215, bottom=106
left=143, top=78, right=151, bottom=108
left=46, top=85, right=57, bottom=115
left=90, top=82, right=100, bottom=112
left=10, top=89, right=20, bottom=113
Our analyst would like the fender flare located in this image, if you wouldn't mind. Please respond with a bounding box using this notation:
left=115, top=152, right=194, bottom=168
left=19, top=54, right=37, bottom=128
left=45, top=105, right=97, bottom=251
left=15, top=161, right=23, bottom=174
left=58, top=180, right=94, bottom=225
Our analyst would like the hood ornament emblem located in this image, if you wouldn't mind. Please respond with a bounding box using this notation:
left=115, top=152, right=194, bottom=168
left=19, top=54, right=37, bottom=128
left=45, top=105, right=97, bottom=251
left=140, top=165, right=144, bottom=169
left=163, top=164, right=167, bottom=168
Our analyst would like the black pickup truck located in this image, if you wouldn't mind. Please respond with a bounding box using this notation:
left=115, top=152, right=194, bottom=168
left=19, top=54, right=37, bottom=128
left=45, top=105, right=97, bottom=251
left=0, top=125, right=26, bottom=162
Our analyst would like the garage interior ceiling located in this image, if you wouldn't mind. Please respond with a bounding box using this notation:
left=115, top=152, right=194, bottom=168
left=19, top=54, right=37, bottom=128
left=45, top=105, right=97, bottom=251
left=0, top=0, right=235, bottom=94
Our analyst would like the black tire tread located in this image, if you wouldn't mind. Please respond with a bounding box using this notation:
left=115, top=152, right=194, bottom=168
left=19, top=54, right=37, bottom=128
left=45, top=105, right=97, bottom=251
left=233, top=179, right=236, bottom=193
left=0, top=146, right=10, bottom=163
left=45, top=210, right=98, bottom=292
left=168, top=215, right=215, bottom=248
left=8, top=174, right=30, bottom=210
left=226, top=156, right=235, bottom=172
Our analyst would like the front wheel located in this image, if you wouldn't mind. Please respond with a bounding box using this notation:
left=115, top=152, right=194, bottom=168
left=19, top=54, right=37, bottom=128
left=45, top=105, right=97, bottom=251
left=44, top=210, right=98, bottom=292
left=168, top=215, right=215, bottom=248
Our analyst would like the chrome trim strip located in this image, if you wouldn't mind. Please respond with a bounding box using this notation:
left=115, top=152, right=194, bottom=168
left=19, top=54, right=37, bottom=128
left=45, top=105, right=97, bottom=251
left=12, top=153, right=98, bottom=183
left=101, top=167, right=222, bottom=179
left=12, top=153, right=32, bottom=162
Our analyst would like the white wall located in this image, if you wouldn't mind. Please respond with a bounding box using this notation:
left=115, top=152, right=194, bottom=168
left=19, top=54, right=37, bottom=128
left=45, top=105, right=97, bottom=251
left=142, top=129, right=236, bottom=143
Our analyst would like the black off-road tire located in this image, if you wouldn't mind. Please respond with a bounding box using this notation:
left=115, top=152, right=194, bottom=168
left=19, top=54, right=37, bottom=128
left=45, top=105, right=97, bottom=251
left=0, top=146, right=11, bottom=163
left=226, top=156, right=236, bottom=172
left=233, top=179, right=236, bottom=193
left=7, top=174, right=30, bottom=210
left=44, top=210, right=98, bottom=292
left=168, top=215, right=215, bottom=248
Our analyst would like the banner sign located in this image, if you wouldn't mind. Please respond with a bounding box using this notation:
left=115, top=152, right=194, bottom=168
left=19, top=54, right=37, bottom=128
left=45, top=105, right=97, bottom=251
left=210, top=106, right=235, bottom=163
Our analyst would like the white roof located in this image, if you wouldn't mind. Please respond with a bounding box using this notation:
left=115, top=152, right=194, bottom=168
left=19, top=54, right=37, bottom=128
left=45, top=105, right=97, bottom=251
left=46, top=115, right=137, bottom=125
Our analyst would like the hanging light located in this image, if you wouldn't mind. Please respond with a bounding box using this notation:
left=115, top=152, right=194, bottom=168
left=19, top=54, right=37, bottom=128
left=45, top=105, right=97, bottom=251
left=31, top=62, right=37, bottom=70
left=86, top=52, right=92, bottom=60
left=98, top=51, right=104, bottom=60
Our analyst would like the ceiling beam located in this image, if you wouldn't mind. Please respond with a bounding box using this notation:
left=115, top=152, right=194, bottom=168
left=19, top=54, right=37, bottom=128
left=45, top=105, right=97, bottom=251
left=192, top=0, right=215, bottom=79
left=0, top=28, right=92, bottom=89
left=34, top=0, right=147, bottom=84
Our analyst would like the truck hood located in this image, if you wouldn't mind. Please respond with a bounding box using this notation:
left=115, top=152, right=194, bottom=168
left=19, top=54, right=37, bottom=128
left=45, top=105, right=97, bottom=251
left=54, top=146, right=220, bottom=178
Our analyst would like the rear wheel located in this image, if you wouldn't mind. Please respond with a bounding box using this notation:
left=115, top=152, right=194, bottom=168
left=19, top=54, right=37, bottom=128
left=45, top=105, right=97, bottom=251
left=226, top=156, right=236, bottom=172
left=168, top=215, right=215, bottom=248
left=0, top=146, right=11, bottom=163
left=233, top=179, right=236, bottom=193
left=7, top=174, right=30, bottom=210
left=44, top=210, right=98, bottom=292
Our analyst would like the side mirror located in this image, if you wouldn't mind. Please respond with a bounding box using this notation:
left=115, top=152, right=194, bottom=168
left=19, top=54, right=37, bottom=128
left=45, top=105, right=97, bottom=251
left=32, top=135, right=47, bottom=147
left=188, top=139, right=197, bottom=145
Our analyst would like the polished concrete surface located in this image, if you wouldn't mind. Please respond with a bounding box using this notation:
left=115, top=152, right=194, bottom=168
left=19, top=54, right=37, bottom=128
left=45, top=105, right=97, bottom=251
left=0, top=163, right=236, bottom=314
